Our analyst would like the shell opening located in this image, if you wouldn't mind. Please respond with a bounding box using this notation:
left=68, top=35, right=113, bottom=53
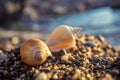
left=34, top=51, right=42, bottom=61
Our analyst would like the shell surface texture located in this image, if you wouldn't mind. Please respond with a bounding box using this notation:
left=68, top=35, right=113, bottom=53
left=20, top=39, right=52, bottom=66
left=46, top=25, right=82, bottom=51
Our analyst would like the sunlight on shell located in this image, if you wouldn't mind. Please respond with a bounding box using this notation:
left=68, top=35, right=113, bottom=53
left=46, top=25, right=82, bottom=51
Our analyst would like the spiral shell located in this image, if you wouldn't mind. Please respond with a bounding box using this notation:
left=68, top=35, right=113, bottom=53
left=46, top=25, right=82, bottom=51
left=20, top=39, right=52, bottom=66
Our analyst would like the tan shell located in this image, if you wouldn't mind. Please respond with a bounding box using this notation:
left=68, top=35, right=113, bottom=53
left=20, top=39, right=52, bottom=66
left=46, top=25, right=82, bottom=51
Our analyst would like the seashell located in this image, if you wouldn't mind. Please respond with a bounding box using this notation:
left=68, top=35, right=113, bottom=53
left=20, top=39, right=52, bottom=66
left=46, top=25, right=82, bottom=51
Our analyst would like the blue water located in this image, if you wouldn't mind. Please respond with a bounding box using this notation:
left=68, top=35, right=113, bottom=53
left=46, top=7, right=120, bottom=46
left=25, top=7, right=120, bottom=46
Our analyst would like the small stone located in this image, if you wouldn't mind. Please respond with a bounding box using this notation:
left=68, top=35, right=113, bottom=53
left=111, top=69, right=119, bottom=77
left=84, top=41, right=95, bottom=47
left=35, top=69, right=40, bottom=76
left=20, top=74, right=25, bottom=78
left=57, top=72, right=64, bottom=78
left=46, top=72, right=53, bottom=79
left=80, top=76, right=86, bottom=80
left=91, top=58, right=100, bottom=63
left=61, top=54, right=71, bottom=64
left=5, top=42, right=13, bottom=51
left=86, top=74, right=91, bottom=79
left=60, top=64, right=66, bottom=69
left=52, top=73, right=58, bottom=79
left=97, top=35, right=105, bottom=43
left=11, top=37, right=19, bottom=45
left=10, top=67, right=13, bottom=70
left=4, top=70, right=9, bottom=75
left=102, top=74, right=113, bottom=80
left=100, top=58, right=107, bottom=65
left=53, top=64, right=59, bottom=70
left=0, top=50, right=3, bottom=54
left=81, top=48, right=87, bottom=53
left=72, top=69, right=81, bottom=79
left=0, top=53, right=8, bottom=62
left=106, top=57, right=114, bottom=64
left=35, top=72, right=48, bottom=80
left=15, top=78, right=21, bottom=80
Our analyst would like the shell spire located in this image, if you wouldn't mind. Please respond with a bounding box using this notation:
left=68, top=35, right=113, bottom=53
left=70, top=27, right=83, bottom=35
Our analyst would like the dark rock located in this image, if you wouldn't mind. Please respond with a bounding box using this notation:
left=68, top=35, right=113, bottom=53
left=84, top=41, right=95, bottom=47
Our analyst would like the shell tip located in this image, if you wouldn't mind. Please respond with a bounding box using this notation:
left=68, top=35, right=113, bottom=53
left=73, top=27, right=83, bottom=34
left=34, top=52, right=42, bottom=61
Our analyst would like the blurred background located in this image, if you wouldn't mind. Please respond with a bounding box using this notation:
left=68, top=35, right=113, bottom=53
left=0, top=0, right=120, bottom=50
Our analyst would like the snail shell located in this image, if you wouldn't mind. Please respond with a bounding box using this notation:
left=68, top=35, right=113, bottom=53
left=46, top=25, right=82, bottom=51
left=20, top=39, right=52, bottom=66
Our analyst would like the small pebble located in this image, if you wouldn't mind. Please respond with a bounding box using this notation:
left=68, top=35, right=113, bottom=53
left=20, top=74, right=25, bottom=78
left=84, top=41, right=95, bottom=47
left=35, top=72, right=48, bottom=80
left=11, top=37, right=19, bottom=45
left=35, top=69, right=40, bottom=76
left=52, top=73, right=58, bottom=79
left=0, top=53, right=8, bottom=62
left=61, top=54, right=71, bottom=64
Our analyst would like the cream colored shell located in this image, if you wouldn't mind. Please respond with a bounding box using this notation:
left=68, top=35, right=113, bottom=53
left=46, top=25, right=82, bottom=51
left=20, top=39, right=52, bottom=66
